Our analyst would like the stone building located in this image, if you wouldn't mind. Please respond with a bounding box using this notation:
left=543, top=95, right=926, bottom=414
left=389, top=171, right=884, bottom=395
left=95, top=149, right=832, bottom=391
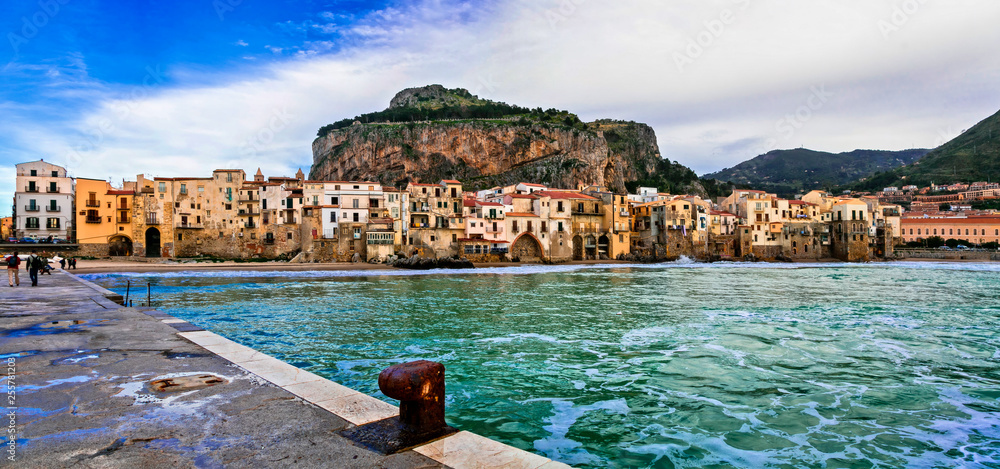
left=75, top=178, right=135, bottom=256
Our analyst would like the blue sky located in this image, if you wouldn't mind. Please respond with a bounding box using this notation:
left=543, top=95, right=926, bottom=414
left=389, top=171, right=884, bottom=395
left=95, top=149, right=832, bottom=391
left=3, top=0, right=1000, bottom=217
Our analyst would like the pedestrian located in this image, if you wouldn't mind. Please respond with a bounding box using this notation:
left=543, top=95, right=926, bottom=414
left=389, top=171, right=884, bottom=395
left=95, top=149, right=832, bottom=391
left=6, top=251, right=20, bottom=287
left=27, top=250, right=42, bottom=286
left=59, top=257, right=66, bottom=269
left=69, top=258, right=77, bottom=269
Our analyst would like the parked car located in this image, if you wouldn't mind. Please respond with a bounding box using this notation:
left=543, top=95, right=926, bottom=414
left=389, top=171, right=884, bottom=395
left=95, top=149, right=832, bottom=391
left=18, top=237, right=38, bottom=244
left=6, top=237, right=17, bottom=244
left=955, top=245, right=971, bottom=250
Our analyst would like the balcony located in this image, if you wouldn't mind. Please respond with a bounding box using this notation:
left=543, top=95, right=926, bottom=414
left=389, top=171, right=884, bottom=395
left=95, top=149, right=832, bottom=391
left=367, top=239, right=394, bottom=245
left=86, top=217, right=102, bottom=224
left=24, top=186, right=39, bottom=193
left=46, top=205, right=61, bottom=212
left=117, top=215, right=131, bottom=224
left=239, top=196, right=258, bottom=203
left=118, top=204, right=129, bottom=210
left=85, top=200, right=101, bottom=208
left=263, top=237, right=275, bottom=245
left=145, top=216, right=160, bottom=225
left=244, top=222, right=257, bottom=229
left=238, top=210, right=260, bottom=216
left=176, top=222, right=203, bottom=229
left=24, top=205, right=40, bottom=212
left=46, top=186, right=60, bottom=193
left=46, top=223, right=61, bottom=230
left=25, top=224, right=40, bottom=230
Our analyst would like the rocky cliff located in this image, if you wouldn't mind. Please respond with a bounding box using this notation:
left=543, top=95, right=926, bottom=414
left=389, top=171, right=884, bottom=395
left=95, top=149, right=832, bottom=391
left=310, top=86, right=669, bottom=193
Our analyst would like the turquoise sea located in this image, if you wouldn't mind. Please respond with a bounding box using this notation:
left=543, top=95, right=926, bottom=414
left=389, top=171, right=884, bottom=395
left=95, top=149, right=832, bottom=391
left=86, top=262, right=1000, bottom=468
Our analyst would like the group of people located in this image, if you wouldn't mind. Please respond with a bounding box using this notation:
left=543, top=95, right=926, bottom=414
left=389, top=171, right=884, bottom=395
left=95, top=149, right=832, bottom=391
left=4, top=251, right=77, bottom=287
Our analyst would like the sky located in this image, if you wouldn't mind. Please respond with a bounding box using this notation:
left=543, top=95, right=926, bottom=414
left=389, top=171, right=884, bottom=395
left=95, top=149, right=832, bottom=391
left=3, top=0, right=1000, bottom=217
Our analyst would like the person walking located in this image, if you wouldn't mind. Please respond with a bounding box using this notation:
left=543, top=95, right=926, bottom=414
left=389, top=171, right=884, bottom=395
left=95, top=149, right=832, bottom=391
left=59, top=257, right=66, bottom=269
left=27, top=250, right=42, bottom=286
left=6, top=251, right=20, bottom=287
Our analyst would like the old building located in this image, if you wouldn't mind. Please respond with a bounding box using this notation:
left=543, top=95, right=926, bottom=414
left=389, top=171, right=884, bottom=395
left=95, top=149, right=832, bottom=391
left=75, top=178, right=135, bottom=256
left=13, top=160, right=74, bottom=241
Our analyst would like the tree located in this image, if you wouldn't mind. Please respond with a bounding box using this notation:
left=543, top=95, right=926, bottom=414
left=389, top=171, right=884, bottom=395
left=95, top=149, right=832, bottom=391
left=925, top=236, right=945, bottom=248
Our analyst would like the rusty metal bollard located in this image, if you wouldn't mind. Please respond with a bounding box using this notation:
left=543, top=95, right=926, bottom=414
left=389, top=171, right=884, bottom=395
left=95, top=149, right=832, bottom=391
left=378, top=360, right=446, bottom=436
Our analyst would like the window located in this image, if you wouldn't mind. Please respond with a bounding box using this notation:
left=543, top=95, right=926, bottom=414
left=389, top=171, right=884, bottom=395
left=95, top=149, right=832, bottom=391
left=452, top=234, right=457, bottom=242
left=287, top=232, right=293, bottom=240
left=557, top=201, right=564, bottom=212
left=177, top=233, right=183, bottom=241
left=352, top=199, right=359, bottom=209
left=541, top=221, right=547, bottom=232
left=30, top=170, right=37, bottom=176
left=180, top=183, right=187, bottom=194
left=159, top=182, right=166, bottom=192
left=353, top=213, right=359, bottom=222
left=330, top=212, right=337, bottom=222
left=435, top=188, right=441, bottom=197
left=198, top=186, right=205, bottom=192
left=558, top=222, right=563, bottom=232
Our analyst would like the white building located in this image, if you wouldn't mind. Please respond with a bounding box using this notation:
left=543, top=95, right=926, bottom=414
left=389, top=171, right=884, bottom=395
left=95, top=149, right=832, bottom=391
left=14, top=160, right=74, bottom=241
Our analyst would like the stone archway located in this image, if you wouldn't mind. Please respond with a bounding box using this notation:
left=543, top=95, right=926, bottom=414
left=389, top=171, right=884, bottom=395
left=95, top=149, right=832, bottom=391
left=109, top=235, right=133, bottom=257
left=572, top=235, right=584, bottom=260
left=511, top=234, right=543, bottom=260
left=145, top=228, right=161, bottom=258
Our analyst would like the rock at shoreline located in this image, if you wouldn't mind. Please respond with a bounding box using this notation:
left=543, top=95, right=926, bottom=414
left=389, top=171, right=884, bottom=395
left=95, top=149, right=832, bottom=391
left=390, top=255, right=475, bottom=270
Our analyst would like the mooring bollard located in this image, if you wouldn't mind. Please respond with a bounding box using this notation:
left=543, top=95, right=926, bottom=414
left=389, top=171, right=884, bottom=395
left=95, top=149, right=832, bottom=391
left=378, top=360, right=447, bottom=436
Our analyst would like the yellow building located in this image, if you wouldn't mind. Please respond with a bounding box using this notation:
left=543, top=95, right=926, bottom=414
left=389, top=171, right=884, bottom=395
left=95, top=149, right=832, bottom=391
left=75, top=178, right=135, bottom=256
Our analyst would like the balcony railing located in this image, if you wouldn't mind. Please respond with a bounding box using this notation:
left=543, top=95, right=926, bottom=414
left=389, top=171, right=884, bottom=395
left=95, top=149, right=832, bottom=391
left=244, top=222, right=257, bottom=229
left=46, top=205, right=61, bottom=212
left=118, top=204, right=129, bottom=210
left=24, top=186, right=39, bottom=193
left=25, top=224, right=40, bottom=230
left=85, top=200, right=101, bottom=208
left=24, top=205, right=40, bottom=212
left=145, top=216, right=160, bottom=225
left=46, top=186, right=60, bottom=193
left=176, top=222, right=202, bottom=229
left=86, top=217, right=102, bottom=224
left=263, top=238, right=275, bottom=245
left=238, top=210, right=260, bottom=216
left=117, top=216, right=131, bottom=224
left=367, top=239, right=394, bottom=245
left=239, top=196, right=258, bottom=203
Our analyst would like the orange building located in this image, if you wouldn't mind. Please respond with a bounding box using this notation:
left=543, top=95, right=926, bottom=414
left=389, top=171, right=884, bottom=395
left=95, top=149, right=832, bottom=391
left=901, top=217, right=1000, bottom=244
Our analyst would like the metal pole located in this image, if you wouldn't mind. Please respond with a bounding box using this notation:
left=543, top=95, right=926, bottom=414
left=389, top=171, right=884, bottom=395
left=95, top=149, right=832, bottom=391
left=125, top=280, right=131, bottom=306
left=147, top=283, right=151, bottom=307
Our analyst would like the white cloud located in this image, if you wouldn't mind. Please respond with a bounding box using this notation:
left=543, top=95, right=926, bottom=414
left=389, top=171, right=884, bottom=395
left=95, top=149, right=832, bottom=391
left=235, top=39, right=249, bottom=47
left=4, top=0, right=1000, bottom=218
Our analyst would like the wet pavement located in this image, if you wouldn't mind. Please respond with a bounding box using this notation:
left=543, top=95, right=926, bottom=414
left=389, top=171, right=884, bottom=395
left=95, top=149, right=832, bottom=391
left=0, top=270, right=442, bottom=468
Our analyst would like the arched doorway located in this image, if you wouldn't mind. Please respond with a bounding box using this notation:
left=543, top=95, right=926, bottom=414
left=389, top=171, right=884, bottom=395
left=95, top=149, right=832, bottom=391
left=109, top=236, right=133, bottom=257
left=572, top=235, right=584, bottom=260
left=598, top=235, right=610, bottom=259
left=511, top=234, right=543, bottom=260
left=145, top=228, right=161, bottom=258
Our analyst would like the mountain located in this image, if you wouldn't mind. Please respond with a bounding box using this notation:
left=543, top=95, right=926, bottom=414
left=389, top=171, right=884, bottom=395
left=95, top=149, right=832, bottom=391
left=848, top=109, right=1000, bottom=191
left=704, top=148, right=930, bottom=196
left=310, top=85, right=723, bottom=196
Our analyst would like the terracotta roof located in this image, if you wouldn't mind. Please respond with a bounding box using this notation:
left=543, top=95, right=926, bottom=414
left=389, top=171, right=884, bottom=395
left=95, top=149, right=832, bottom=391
left=901, top=218, right=1000, bottom=225
left=710, top=210, right=737, bottom=217
left=832, top=198, right=867, bottom=207
left=505, top=212, right=538, bottom=217
left=477, top=202, right=504, bottom=207
left=788, top=200, right=813, bottom=205
left=507, top=194, right=538, bottom=199
left=520, top=183, right=547, bottom=187
left=106, top=190, right=134, bottom=195
left=463, top=200, right=477, bottom=207
left=457, top=238, right=490, bottom=242
left=441, top=180, right=461, bottom=184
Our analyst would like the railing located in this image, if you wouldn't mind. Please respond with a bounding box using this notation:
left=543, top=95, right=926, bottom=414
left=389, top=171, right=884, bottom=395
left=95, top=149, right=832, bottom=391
left=25, top=224, right=40, bottom=230
left=46, top=186, right=60, bottom=193
left=238, top=210, right=260, bottom=216
left=24, top=186, right=39, bottom=193
left=490, top=248, right=509, bottom=254
left=239, top=196, right=257, bottom=203
left=86, top=217, right=102, bottom=224
left=244, top=222, right=256, bottom=229
left=117, top=216, right=131, bottom=224
left=46, top=205, right=61, bottom=212
left=86, top=200, right=101, bottom=208
left=367, top=239, right=394, bottom=245
left=24, top=205, right=40, bottom=212
left=177, top=222, right=202, bottom=229
left=263, top=238, right=275, bottom=245
left=118, top=204, right=129, bottom=210
left=486, top=227, right=504, bottom=234
left=410, top=223, right=431, bottom=229
left=145, top=216, right=160, bottom=225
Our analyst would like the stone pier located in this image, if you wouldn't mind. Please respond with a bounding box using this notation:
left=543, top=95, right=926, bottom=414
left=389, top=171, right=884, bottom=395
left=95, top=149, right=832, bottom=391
left=0, top=271, right=570, bottom=469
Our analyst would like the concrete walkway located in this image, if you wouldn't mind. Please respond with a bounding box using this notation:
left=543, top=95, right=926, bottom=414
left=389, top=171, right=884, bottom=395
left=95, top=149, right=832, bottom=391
left=1, top=271, right=571, bottom=469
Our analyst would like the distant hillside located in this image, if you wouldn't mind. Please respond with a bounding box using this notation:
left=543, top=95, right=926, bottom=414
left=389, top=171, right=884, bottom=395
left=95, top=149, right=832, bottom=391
left=849, top=109, right=1000, bottom=191
left=705, top=148, right=929, bottom=196
left=311, top=85, right=731, bottom=197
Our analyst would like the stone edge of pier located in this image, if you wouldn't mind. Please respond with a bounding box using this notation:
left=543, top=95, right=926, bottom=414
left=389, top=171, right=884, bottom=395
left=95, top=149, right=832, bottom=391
left=64, top=271, right=574, bottom=469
